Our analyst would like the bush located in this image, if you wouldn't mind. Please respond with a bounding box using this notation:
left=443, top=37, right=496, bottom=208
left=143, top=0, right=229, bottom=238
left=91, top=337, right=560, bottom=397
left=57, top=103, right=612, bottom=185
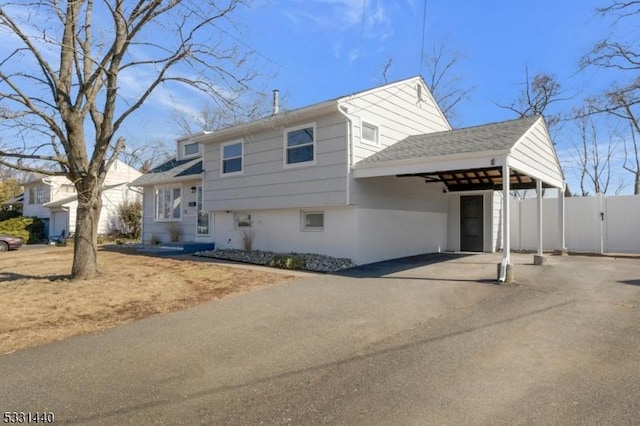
left=108, top=199, right=142, bottom=239
left=0, top=210, right=21, bottom=221
left=269, top=254, right=305, bottom=270
left=0, top=216, right=45, bottom=243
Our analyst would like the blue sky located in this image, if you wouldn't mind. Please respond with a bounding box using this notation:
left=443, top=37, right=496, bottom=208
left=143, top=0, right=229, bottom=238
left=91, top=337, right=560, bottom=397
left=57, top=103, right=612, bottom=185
left=1, top=1, right=635, bottom=193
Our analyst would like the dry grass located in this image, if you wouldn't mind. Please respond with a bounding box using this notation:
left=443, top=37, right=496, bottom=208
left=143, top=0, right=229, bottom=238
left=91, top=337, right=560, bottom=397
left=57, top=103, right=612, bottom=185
left=0, top=245, right=294, bottom=354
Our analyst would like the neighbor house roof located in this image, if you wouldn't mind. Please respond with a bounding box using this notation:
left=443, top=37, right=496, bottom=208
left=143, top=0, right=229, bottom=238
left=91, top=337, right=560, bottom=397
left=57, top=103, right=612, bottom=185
left=129, top=157, right=202, bottom=187
left=1, top=193, right=23, bottom=205
left=357, top=116, right=540, bottom=166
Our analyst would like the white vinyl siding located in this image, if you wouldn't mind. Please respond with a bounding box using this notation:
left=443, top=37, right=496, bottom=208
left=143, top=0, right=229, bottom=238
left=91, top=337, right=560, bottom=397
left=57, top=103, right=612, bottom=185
left=284, top=123, right=316, bottom=166
left=221, top=140, right=243, bottom=175
left=203, top=112, right=348, bottom=211
left=345, top=78, right=450, bottom=164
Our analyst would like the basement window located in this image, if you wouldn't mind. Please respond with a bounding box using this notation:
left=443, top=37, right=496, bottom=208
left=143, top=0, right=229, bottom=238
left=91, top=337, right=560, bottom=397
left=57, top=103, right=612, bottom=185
left=301, top=211, right=324, bottom=231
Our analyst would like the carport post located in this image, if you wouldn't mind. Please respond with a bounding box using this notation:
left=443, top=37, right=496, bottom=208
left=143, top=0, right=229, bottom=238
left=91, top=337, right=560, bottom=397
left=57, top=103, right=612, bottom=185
left=534, top=179, right=546, bottom=265
left=499, top=159, right=513, bottom=282
left=558, top=184, right=566, bottom=253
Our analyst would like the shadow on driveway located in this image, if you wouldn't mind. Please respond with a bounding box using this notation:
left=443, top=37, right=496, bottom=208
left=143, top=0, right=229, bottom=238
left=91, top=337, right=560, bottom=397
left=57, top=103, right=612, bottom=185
left=335, top=253, right=475, bottom=278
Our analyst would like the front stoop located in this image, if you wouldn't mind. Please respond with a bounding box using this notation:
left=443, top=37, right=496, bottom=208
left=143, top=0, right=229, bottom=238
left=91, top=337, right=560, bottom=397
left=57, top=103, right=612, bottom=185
left=137, top=242, right=214, bottom=256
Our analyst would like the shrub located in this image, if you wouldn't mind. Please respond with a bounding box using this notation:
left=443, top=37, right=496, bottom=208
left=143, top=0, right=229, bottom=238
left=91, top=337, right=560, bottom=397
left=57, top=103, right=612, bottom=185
left=0, top=210, right=21, bottom=221
left=242, top=230, right=255, bottom=251
left=108, top=199, right=142, bottom=239
left=269, top=254, right=305, bottom=270
left=0, top=216, right=45, bottom=243
left=167, top=223, right=181, bottom=242
left=149, top=234, right=161, bottom=245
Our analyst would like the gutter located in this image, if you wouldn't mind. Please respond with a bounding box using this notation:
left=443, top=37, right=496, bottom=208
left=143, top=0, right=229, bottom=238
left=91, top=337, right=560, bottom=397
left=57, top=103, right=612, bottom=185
left=337, top=103, right=353, bottom=205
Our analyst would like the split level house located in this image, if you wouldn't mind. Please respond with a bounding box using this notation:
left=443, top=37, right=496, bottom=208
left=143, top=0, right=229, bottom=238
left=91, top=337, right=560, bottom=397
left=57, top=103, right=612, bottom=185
left=22, top=160, right=142, bottom=240
left=132, top=76, right=565, bottom=265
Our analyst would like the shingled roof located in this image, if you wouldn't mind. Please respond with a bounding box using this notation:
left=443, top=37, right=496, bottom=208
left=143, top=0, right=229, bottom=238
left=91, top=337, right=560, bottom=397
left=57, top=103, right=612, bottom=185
left=357, top=116, right=540, bottom=166
left=130, top=157, right=202, bottom=186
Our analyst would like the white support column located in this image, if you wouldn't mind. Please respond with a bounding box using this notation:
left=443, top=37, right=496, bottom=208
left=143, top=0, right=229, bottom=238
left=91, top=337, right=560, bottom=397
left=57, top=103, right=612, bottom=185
left=537, top=179, right=543, bottom=256
left=499, top=159, right=512, bottom=282
left=558, top=184, right=566, bottom=253
left=534, top=179, right=546, bottom=265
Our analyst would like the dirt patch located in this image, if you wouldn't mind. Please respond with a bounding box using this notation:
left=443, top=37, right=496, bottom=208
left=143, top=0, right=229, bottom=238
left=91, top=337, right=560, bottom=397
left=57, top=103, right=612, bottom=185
left=0, top=245, right=294, bottom=354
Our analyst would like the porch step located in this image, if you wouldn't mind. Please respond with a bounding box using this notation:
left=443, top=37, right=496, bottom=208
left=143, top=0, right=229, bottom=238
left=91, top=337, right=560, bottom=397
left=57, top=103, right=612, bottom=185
left=137, top=242, right=214, bottom=256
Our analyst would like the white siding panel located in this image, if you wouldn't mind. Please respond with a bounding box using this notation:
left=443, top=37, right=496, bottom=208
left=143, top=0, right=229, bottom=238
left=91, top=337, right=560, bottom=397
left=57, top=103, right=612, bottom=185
left=203, top=112, right=348, bottom=211
left=509, top=120, right=564, bottom=188
left=350, top=176, right=447, bottom=212
left=605, top=195, right=640, bottom=253
left=355, top=208, right=448, bottom=264
left=345, top=78, right=450, bottom=163
left=213, top=207, right=358, bottom=261
left=141, top=180, right=200, bottom=243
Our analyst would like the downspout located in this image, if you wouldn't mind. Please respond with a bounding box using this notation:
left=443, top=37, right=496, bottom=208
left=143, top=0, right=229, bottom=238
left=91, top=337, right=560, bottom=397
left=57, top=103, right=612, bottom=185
left=337, top=104, right=353, bottom=206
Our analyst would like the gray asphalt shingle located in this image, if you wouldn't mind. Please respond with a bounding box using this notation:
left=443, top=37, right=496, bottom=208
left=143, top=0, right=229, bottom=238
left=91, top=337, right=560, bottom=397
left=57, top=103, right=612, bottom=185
left=357, top=116, right=540, bottom=165
left=130, top=158, right=202, bottom=186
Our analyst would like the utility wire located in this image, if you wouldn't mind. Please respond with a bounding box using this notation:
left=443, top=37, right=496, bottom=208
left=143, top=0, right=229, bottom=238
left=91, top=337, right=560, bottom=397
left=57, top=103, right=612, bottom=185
left=419, top=0, right=428, bottom=75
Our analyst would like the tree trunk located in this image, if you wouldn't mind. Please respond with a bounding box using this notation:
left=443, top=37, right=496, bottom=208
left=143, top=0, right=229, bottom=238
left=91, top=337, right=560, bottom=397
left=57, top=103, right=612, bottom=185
left=72, top=194, right=102, bottom=279
left=635, top=172, right=640, bottom=195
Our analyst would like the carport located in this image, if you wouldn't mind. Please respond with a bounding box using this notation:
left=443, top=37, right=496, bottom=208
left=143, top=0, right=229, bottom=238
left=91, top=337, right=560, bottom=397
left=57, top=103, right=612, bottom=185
left=352, top=116, right=566, bottom=282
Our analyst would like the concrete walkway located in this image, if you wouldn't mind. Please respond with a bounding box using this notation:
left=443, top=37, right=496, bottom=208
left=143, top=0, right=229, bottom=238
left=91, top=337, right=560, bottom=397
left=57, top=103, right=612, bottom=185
left=1, top=253, right=639, bottom=425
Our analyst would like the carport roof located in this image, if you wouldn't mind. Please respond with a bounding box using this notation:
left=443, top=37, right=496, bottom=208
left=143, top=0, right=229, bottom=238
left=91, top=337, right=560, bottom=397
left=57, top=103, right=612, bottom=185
left=353, top=115, right=565, bottom=190
left=358, top=116, right=539, bottom=165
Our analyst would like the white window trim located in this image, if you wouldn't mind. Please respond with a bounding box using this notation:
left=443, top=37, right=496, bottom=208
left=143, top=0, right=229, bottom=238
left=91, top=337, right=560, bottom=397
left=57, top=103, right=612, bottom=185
left=361, top=120, right=380, bottom=146
left=154, top=185, right=182, bottom=222
left=196, top=185, right=210, bottom=236
left=283, top=123, right=317, bottom=168
left=182, top=142, right=200, bottom=159
left=301, top=210, right=324, bottom=232
left=220, top=140, right=244, bottom=176
left=234, top=212, right=253, bottom=229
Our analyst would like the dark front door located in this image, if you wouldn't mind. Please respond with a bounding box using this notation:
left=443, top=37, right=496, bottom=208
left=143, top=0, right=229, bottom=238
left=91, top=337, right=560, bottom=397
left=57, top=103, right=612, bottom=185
left=460, top=195, right=484, bottom=252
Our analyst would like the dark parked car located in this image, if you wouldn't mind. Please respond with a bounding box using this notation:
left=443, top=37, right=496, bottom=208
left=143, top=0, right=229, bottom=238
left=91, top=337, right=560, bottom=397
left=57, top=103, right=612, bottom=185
left=0, top=235, right=23, bottom=251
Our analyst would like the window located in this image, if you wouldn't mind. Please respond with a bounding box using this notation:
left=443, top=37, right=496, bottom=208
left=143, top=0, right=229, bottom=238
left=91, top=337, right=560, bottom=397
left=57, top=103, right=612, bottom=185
left=301, top=211, right=324, bottom=231
left=155, top=187, right=181, bottom=221
left=221, top=141, right=243, bottom=175
left=285, top=124, right=315, bottom=166
left=235, top=212, right=252, bottom=228
left=29, top=185, right=50, bottom=204
left=61, top=184, right=75, bottom=194
left=184, top=142, right=200, bottom=157
left=196, top=186, right=209, bottom=235
left=362, top=122, right=379, bottom=145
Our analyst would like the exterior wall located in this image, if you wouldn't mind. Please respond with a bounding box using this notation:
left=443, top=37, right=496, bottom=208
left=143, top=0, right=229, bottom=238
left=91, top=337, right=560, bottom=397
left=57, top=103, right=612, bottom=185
left=202, top=111, right=348, bottom=211
left=22, top=176, right=70, bottom=219
left=492, top=191, right=503, bottom=251
left=344, top=77, right=451, bottom=164
left=103, top=160, right=142, bottom=186
left=509, top=119, right=564, bottom=188
left=355, top=208, right=447, bottom=264
left=350, top=176, right=449, bottom=264
left=213, top=206, right=358, bottom=261
left=100, top=185, right=142, bottom=235
left=446, top=191, right=495, bottom=252
left=141, top=179, right=201, bottom=244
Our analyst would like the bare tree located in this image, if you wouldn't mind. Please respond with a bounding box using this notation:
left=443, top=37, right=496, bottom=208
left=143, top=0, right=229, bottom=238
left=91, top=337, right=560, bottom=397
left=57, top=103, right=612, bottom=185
left=0, top=1, right=259, bottom=279
left=422, top=39, right=474, bottom=123
left=570, top=103, right=622, bottom=195
left=580, top=1, right=640, bottom=193
left=496, top=68, right=567, bottom=128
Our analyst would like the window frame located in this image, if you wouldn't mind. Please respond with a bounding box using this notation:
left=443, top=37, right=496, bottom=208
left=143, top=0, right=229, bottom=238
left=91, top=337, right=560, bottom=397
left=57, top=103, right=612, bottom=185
left=183, top=142, right=200, bottom=158
left=301, top=210, right=324, bottom=232
left=234, top=212, right=253, bottom=229
left=361, top=121, right=380, bottom=146
left=154, top=186, right=182, bottom=222
left=283, top=123, right=316, bottom=168
left=220, top=140, right=244, bottom=176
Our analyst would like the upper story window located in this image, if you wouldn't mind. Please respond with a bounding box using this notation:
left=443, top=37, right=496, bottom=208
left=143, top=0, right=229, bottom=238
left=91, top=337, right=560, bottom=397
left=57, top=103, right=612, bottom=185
left=28, top=185, right=50, bottom=204
left=284, top=124, right=315, bottom=166
left=221, top=140, right=243, bottom=175
left=183, top=142, right=200, bottom=158
left=362, top=122, right=379, bottom=145
left=154, top=186, right=181, bottom=221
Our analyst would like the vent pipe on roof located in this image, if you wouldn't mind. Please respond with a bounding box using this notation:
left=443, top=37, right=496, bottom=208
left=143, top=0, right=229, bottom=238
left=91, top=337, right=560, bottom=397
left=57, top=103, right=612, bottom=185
left=272, top=89, right=279, bottom=115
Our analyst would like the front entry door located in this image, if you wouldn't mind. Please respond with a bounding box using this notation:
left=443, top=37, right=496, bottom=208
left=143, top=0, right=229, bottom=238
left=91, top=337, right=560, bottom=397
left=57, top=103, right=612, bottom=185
left=460, top=195, right=484, bottom=252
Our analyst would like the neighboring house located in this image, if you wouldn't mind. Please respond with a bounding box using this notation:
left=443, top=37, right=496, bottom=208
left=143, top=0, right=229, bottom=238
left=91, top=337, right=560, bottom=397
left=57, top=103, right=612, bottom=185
left=22, top=160, right=142, bottom=239
left=133, top=76, right=564, bottom=265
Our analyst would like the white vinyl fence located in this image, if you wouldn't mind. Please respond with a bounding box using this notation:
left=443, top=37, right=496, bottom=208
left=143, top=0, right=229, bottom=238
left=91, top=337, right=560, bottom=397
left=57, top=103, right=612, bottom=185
left=511, top=194, right=640, bottom=254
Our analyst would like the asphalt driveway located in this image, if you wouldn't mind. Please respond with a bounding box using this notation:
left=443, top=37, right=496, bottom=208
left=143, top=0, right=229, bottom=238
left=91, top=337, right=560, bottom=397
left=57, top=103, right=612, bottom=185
left=1, top=253, right=639, bottom=425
